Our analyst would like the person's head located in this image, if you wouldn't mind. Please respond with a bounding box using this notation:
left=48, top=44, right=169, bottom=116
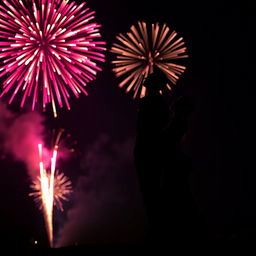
left=172, top=96, right=194, bottom=118
left=143, top=68, right=168, bottom=93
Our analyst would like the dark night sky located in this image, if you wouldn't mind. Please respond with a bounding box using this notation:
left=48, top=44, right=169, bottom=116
left=0, top=0, right=254, bottom=247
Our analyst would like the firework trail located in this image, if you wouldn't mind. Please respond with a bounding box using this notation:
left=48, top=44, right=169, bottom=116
left=29, top=130, right=72, bottom=247
left=111, top=22, right=188, bottom=98
left=0, top=0, right=106, bottom=117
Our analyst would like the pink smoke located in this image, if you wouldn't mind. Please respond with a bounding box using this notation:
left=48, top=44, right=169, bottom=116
left=56, top=135, right=147, bottom=247
left=0, top=102, right=47, bottom=177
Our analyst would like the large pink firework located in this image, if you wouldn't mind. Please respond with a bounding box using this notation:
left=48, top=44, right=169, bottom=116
left=111, top=22, right=188, bottom=98
left=0, top=0, right=106, bottom=117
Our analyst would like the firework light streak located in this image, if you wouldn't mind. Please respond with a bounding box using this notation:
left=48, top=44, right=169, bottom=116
left=111, top=22, right=188, bottom=98
left=0, top=0, right=106, bottom=117
left=30, top=143, right=72, bottom=247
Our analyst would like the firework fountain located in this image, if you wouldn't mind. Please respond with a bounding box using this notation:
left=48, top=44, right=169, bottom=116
left=0, top=0, right=106, bottom=117
left=30, top=130, right=72, bottom=247
left=111, top=21, right=188, bottom=98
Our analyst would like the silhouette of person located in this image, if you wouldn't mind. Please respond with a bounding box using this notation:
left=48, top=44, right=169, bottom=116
left=158, top=95, right=199, bottom=242
left=134, top=68, right=170, bottom=242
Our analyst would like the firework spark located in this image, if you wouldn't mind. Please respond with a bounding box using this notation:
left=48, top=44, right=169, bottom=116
left=30, top=143, right=72, bottom=247
left=0, top=0, right=106, bottom=117
left=30, top=169, right=72, bottom=212
left=111, top=21, right=188, bottom=98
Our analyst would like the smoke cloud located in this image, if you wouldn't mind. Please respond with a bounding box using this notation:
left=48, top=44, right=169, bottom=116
left=0, top=102, right=45, bottom=177
left=56, top=135, right=147, bottom=247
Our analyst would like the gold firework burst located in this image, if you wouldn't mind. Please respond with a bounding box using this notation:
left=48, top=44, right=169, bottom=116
left=111, top=21, right=188, bottom=98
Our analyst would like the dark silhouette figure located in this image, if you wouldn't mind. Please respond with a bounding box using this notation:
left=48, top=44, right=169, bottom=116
left=134, top=69, right=170, bottom=241
left=158, top=96, right=201, bottom=242
left=134, top=69, right=203, bottom=242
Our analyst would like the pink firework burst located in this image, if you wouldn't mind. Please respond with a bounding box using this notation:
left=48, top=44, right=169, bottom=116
left=111, top=22, right=188, bottom=98
left=0, top=0, right=106, bottom=117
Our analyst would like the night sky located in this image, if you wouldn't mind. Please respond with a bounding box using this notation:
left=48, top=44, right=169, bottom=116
left=0, top=0, right=254, bottom=247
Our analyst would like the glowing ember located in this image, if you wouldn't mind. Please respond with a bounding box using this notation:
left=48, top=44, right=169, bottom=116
left=0, top=0, right=106, bottom=117
left=111, top=21, right=188, bottom=98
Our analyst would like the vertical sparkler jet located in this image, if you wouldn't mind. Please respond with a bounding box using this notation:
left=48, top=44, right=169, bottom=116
left=30, top=142, right=72, bottom=247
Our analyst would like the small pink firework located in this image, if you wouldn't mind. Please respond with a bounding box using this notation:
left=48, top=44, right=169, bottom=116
left=0, top=0, right=106, bottom=117
left=111, top=22, right=188, bottom=98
